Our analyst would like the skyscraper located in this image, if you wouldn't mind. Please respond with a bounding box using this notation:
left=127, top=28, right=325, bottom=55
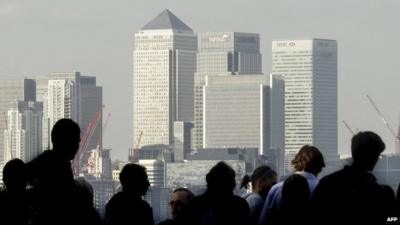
left=272, top=39, right=338, bottom=175
left=173, top=121, right=192, bottom=161
left=47, top=79, right=79, bottom=129
left=36, top=72, right=80, bottom=150
left=80, top=76, right=103, bottom=153
left=4, top=101, right=43, bottom=163
left=0, top=79, right=36, bottom=167
left=36, top=72, right=102, bottom=175
left=133, top=10, right=196, bottom=148
left=193, top=32, right=262, bottom=151
left=203, top=74, right=284, bottom=156
left=36, top=72, right=102, bottom=152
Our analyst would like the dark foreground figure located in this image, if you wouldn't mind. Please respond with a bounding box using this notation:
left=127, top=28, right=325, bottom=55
left=312, top=131, right=396, bottom=225
left=106, top=163, right=154, bottom=225
left=177, top=161, right=251, bottom=225
left=0, top=158, right=31, bottom=225
left=26, top=118, right=101, bottom=225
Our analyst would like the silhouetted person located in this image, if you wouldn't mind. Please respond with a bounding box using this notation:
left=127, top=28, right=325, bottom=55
left=0, top=158, right=31, bottom=225
left=177, top=161, right=251, bottom=225
left=158, top=188, right=195, bottom=225
left=105, top=163, right=154, bottom=225
left=274, top=174, right=310, bottom=225
left=312, top=131, right=394, bottom=225
left=26, top=118, right=81, bottom=225
left=74, top=177, right=104, bottom=225
left=241, top=165, right=277, bottom=225
left=259, top=145, right=325, bottom=225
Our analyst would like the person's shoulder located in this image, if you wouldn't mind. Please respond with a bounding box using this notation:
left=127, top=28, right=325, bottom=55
left=319, top=167, right=347, bottom=183
left=244, top=192, right=262, bottom=202
left=139, top=198, right=152, bottom=209
left=26, top=150, right=52, bottom=171
left=232, top=195, right=251, bottom=206
left=29, top=150, right=51, bottom=161
left=191, top=193, right=207, bottom=203
left=106, top=192, right=124, bottom=205
left=269, top=181, right=284, bottom=194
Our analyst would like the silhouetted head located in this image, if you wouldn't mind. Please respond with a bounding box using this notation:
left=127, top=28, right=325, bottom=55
left=241, top=165, right=277, bottom=198
left=119, top=163, right=150, bottom=196
left=169, top=188, right=195, bottom=219
left=351, top=131, right=385, bottom=171
left=292, top=145, right=325, bottom=176
left=2, top=158, right=27, bottom=193
left=206, top=161, right=236, bottom=195
left=51, top=118, right=81, bottom=160
left=281, top=174, right=310, bottom=211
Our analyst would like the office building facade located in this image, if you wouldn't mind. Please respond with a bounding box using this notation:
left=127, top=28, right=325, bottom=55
left=0, top=79, right=36, bottom=167
left=203, top=74, right=284, bottom=156
left=272, top=39, right=338, bottom=175
left=36, top=72, right=102, bottom=152
left=133, top=10, right=196, bottom=149
left=192, top=32, right=262, bottom=151
left=4, top=101, right=43, bottom=163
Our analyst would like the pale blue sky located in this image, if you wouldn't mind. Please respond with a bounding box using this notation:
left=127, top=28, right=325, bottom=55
left=1, top=0, right=399, bottom=160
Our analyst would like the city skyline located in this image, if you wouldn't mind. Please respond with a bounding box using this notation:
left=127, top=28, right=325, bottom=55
left=1, top=1, right=400, bottom=160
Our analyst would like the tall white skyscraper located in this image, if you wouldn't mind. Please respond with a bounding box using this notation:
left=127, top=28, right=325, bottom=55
left=193, top=32, right=262, bottom=151
left=36, top=72, right=102, bottom=152
left=272, top=39, right=338, bottom=175
left=0, top=79, right=36, bottom=167
left=133, top=10, right=196, bottom=148
left=36, top=72, right=102, bottom=176
left=4, top=101, right=43, bottom=163
left=47, top=79, right=79, bottom=130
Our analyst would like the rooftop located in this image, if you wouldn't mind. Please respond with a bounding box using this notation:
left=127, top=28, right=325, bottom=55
left=142, top=9, right=192, bottom=31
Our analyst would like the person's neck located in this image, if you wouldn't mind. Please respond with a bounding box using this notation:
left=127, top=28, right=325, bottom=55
left=296, top=170, right=318, bottom=177
left=350, top=162, right=369, bottom=172
left=123, top=190, right=142, bottom=198
left=252, top=187, right=261, bottom=195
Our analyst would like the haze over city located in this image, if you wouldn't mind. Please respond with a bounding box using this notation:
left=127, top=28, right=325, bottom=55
left=1, top=0, right=399, bottom=160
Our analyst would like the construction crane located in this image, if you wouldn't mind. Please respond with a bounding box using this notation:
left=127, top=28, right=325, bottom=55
left=87, top=112, right=111, bottom=173
left=96, top=112, right=111, bottom=150
left=73, top=105, right=103, bottom=175
left=366, top=94, right=400, bottom=154
left=342, top=120, right=355, bottom=135
left=129, top=131, right=143, bottom=162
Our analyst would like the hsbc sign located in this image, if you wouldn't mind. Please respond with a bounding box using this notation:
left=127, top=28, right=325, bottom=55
left=276, top=41, right=296, bottom=47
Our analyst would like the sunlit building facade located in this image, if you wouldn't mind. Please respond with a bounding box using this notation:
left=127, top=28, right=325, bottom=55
left=272, top=39, right=338, bottom=175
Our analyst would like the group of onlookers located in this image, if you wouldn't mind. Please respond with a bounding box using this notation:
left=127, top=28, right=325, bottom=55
left=0, top=118, right=398, bottom=225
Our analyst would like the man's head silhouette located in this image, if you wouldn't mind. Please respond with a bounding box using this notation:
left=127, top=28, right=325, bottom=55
left=119, top=163, right=150, bottom=196
left=2, top=158, right=27, bottom=193
left=351, top=131, right=385, bottom=171
left=206, top=161, right=236, bottom=195
left=51, top=118, right=81, bottom=160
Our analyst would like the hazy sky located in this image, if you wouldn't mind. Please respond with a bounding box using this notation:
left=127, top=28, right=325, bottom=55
left=1, top=0, right=399, bottom=160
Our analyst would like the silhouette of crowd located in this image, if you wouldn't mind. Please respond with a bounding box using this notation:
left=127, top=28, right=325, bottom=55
left=0, top=119, right=399, bottom=225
